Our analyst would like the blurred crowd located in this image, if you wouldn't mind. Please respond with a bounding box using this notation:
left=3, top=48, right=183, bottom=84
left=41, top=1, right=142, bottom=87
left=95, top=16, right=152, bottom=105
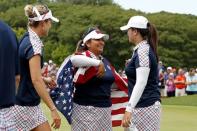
left=158, top=61, right=197, bottom=97
left=44, top=59, right=197, bottom=98
left=41, top=60, right=59, bottom=80
left=118, top=60, right=197, bottom=98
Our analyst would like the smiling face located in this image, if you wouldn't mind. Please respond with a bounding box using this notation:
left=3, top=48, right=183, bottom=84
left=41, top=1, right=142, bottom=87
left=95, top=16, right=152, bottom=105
left=86, top=38, right=105, bottom=56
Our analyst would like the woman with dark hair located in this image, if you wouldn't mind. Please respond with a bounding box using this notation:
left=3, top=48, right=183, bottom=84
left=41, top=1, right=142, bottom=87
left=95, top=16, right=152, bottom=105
left=120, top=16, right=161, bottom=130
left=71, top=27, right=115, bottom=131
left=13, top=4, right=61, bottom=130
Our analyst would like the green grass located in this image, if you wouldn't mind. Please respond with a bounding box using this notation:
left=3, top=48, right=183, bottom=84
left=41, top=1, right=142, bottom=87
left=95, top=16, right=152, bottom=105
left=42, top=95, right=197, bottom=131
left=162, top=94, right=197, bottom=106
left=161, top=105, right=197, bottom=131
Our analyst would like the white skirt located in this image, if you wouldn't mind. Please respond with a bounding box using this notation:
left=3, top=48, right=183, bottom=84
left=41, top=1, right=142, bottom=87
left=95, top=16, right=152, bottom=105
left=12, top=105, right=47, bottom=130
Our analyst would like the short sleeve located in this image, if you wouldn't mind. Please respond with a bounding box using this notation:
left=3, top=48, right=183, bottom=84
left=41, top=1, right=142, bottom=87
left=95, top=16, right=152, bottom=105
left=25, top=43, right=42, bottom=59
left=24, top=45, right=34, bottom=60
left=135, top=45, right=150, bottom=68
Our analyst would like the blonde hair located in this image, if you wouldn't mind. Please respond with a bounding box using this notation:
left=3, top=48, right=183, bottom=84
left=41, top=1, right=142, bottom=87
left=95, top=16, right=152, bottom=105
left=24, top=4, right=49, bottom=27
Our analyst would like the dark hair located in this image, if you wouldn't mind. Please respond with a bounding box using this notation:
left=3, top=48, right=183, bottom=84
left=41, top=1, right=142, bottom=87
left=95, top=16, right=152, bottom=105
left=82, top=27, right=97, bottom=39
left=75, top=40, right=88, bottom=53
left=135, top=23, right=159, bottom=61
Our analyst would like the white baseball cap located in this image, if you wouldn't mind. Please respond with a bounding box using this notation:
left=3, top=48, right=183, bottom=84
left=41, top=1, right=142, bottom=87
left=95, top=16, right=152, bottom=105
left=167, top=66, right=172, bottom=70
left=120, top=16, right=148, bottom=31
left=49, top=60, right=53, bottom=64
left=83, top=30, right=109, bottom=44
left=44, top=62, right=48, bottom=66
left=28, top=7, right=59, bottom=22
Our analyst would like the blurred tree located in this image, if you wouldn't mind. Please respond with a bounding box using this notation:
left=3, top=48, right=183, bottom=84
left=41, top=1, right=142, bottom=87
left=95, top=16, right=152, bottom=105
left=1, top=1, right=196, bottom=69
left=53, top=0, right=113, bottom=5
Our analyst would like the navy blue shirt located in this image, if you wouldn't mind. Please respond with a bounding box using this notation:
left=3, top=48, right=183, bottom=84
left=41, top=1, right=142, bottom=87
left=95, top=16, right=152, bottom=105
left=125, top=41, right=160, bottom=108
left=16, top=30, right=43, bottom=106
left=0, top=21, right=19, bottom=109
left=74, top=58, right=115, bottom=107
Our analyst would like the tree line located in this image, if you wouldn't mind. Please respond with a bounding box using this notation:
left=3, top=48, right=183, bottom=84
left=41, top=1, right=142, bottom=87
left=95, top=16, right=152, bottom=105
left=0, top=0, right=197, bottom=69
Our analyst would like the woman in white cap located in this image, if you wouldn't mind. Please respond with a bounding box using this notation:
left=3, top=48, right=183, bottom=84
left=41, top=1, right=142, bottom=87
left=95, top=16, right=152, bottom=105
left=13, top=4, right=61, bottom=130
left=71, top=27, right=115, bottom=131
left=120, top=16, right=161, bottom=130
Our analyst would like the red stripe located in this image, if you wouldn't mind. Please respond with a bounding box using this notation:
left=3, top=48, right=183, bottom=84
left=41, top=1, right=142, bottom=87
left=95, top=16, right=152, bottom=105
left=112, top=120, right=122, bottom=127
left=111, top=68, right=128, bottom=94
left=111, top=108, right=126, bottom=115
left=111, top=97, right=128, bottom=104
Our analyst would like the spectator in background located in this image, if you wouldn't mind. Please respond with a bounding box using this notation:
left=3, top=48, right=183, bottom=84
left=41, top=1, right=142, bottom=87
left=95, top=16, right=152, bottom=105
left=158, top=60, right=164, bottom=74
left=174, top=68, right=186, bottom=97
left=48, top=59, right=54, bottom=74
left=186, top=68, right=197, bottom=95
left=0, top=20, right=20, bottom=130
left=164, top=66, right=173, bottom=96
left=183, top=67, right=188, bottom=77
left=49, top=63, right=57, bottom=77
left=41, top=62, right=48, bottom=77
left=158, top=70, right=165, bottom=97
left=164, top=66, right=173, bottom=81
left=172, top=67, right=177, bottom=78
left=166, top=73, right=175, bottom=97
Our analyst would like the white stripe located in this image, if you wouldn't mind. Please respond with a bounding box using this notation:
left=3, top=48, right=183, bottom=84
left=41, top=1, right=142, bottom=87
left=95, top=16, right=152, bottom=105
left=114, top=71, right=128, bottom=87
left=111, top=91, right=127, bottom=98
left=112, top=102, right=128, bottom=110
left=73, top=68, right=88, bottom=82
left=112, top=114, right=124, bottom=121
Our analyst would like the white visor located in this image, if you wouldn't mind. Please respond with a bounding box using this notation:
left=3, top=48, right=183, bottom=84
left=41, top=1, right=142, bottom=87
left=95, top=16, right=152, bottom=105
left=28, top=10, right=59, bottom=22
left=83, top=30, right=109, bottom=44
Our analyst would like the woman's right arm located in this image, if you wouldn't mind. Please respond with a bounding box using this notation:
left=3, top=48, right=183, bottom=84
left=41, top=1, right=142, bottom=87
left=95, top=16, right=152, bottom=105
left=70, top=55, right=100, bottom=67
left=29, top=55, right=61, bottom=129
left=70, top=55, right=105, bottom=77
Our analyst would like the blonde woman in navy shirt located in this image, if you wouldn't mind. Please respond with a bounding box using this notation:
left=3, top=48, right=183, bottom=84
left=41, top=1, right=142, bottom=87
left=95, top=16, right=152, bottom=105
left=120, top=16, right=161, bottom=131
left=13, top=4, right=61, bottom=130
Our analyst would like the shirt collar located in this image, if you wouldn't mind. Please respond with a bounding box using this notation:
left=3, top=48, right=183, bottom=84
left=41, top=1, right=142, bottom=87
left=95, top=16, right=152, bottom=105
left=28, top=28, right=44, bottom=47
left=133, top=40, right=148, bottom=51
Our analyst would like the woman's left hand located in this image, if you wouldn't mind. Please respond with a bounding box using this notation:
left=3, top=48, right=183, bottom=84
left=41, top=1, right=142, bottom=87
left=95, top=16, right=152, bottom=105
left=47, top=79, right=57, bottom=89
left=122, top=111, right=132, bottom=128
left=43, top=77, right=57, bottom=89
left=97, top=62, right=105, bottom=78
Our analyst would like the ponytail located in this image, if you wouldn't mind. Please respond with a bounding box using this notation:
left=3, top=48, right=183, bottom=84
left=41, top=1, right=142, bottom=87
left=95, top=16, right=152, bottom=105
left=147, top=23, right=159, bottom=61
left=75, top=40, right=88, bottom=53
